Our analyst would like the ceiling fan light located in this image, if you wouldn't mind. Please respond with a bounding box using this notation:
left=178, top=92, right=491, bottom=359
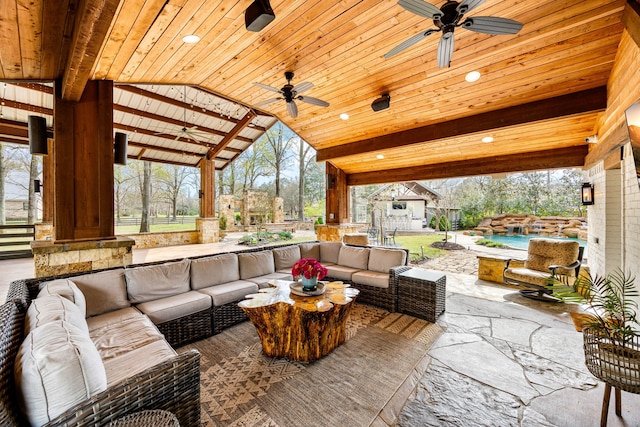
left=245, top=0, right=275, bottom=32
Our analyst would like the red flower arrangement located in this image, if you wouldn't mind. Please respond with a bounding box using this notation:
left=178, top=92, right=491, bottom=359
left=291, top=258, right=328, bottom=280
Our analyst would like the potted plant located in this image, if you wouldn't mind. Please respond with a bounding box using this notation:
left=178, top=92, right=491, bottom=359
left=553, top=269, right=640, bottom=426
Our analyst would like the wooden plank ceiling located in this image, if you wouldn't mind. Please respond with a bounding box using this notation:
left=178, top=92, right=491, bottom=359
left=0, top=0, right=632, bottom=183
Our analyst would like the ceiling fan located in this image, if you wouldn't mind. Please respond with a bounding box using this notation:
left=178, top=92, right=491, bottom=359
left=156, top=86, right=211, bottom=143
left=384, top=0, right=523, bottom=67
left=254, top=71, right=329, bottom=118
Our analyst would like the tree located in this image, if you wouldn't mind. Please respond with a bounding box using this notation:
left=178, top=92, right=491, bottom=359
left=260, top=123, right=296, bottom=197
left=237, top=145, right=268, bottom=193
left=114, top=165, right=135, bottom=221
left=139, top=161, right=152, bottom=232
left=297, top=138, right=315, bottom=221
left=156, top=164, right=195, bottom=220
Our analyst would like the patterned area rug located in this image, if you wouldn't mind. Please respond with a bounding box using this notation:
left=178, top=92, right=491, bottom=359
left=180, top=304, right=442, bottom=427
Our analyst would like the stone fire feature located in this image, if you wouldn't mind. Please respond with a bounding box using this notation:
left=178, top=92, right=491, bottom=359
left=31, top=237, right=135, bottom=277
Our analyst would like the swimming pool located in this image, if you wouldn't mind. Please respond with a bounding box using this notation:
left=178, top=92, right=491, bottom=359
left=482, top=234, right=587, bottom=250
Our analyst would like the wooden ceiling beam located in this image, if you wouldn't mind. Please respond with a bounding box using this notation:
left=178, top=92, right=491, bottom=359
left=0, top=119, right=30, bottom=138
left=207, top=110, right=256, bottom=160
left=317, top=87, right=607, bottom=162
left=346, top=146, right=589, bottom=186
left=113, top=104, right=253, bottom=143
left=116, top=84, right=247, bottom=127
left=623, top=0, right=640, bottom=47
left=60, top=0, right=122, bottom=101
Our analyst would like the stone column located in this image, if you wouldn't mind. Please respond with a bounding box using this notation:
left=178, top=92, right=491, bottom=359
left=272, top=197, right=284, bottom=223
left=196, top=217, right=220, bottom=244
left=219, top=194, right=236, bottom=231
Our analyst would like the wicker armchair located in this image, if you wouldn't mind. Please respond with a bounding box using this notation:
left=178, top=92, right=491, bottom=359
left=503, top=238, right=583, bottom=302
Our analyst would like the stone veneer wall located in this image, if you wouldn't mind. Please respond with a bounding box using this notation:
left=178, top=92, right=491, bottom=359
left=316, top=224, right=360, bottom=242
left=31, top=237, right=134, bottom=278
left=124, top=230, right=200, bottom=248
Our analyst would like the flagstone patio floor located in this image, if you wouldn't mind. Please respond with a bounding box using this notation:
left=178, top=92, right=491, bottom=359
left=1, top=232, right=638, bottom=426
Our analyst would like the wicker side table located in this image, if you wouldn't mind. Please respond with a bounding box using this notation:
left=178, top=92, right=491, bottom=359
left=397, top=269, right=446, bottom=322
left=108, top=409, right=180, bottom=427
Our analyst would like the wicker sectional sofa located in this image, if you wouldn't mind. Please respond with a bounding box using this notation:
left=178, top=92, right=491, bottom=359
left=1, top=241, right=409, bottom=427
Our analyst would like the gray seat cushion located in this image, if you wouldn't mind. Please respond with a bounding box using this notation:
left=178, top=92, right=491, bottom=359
left=197, top=281, right=259, bottom=306
left=135, top=291, right=212, bottom=324
left=351, top=270, right=390, bottom=288
left=246, top=272, right=293, bottom=288
left=326, top=265, right=361, bottom=281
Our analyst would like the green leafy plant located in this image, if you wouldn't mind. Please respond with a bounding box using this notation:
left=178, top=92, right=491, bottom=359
left=553, top=268, right=639, bottom=345
left=219, top=215, right=227, bottom=231
left=475, top=238, right=507, bottom=248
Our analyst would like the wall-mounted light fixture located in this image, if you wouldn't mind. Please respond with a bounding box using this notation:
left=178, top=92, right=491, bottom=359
left=581, top=182, right=594, bottom=205
left=114, top=132, right=128, bottom=165
left=327, top=174, right=335, bottom=190
left=28, top=116, right=48, bottom=155
left=198, top=190, right=204, bottom=199
left=245, top=0, right=275, bottom=32
left=34, top=179, right=42, bottom=193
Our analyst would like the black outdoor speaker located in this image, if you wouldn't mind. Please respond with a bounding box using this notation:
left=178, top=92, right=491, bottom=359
left=371, top=94, right=391, bottom=112
left=245, top=0, right=275, bottom=32
left=28, top=116, right=48, bottom=155
left=114, top=132, right=128, bottom=165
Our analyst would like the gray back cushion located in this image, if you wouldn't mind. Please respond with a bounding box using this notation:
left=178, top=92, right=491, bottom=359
left=272, top=245, right=302, bottom=271
left=125, top=259, right=191, bottom=304
left=367, top=247, right=407, bottom=273
left=319, top=241, right=342, bottom=264
left=337, top=245, right=370, bottom=270
left=68, top=269, right=129, bottom=317
left=299, top=242, right=320, bottom=260
left=238, top=251, right=275, bottom=279
left=190, top=253, right=240, bottom=289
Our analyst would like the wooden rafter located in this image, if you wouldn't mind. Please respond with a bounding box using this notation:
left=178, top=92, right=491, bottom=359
left=207, top=110, right=256, bottom=160
left=347, top=146, right=589, bottom=186
left=61, top=0, right=122, bottom=101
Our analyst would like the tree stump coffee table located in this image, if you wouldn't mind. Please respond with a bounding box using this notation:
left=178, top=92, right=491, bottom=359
left=239, top=280, right=359, bottom=362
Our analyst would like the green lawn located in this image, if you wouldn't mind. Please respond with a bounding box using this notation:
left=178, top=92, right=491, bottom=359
left=394, top=234, right=448, bottom=262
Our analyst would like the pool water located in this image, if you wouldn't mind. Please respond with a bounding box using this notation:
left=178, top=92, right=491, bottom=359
left=483, top=234, right=587, bottom=250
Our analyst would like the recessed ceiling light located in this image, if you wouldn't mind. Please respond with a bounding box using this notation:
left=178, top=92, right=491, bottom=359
left=482, top=136, right=494, bottom=143
left=182, top=35, right=200, bottom=43
left=465, top=71, right=481, bottom=82
left=376, top=154, right=384, bottom=159
left=340, top=113, right=349, bottom=120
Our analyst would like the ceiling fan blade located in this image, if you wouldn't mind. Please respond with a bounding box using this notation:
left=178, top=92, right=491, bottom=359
left=456, top=0, right=485, bottom=15
left=462, top=16, right=523, bottom=35
left=253, top=82, right=283, bottom=93
left=437, top=34, right=455, bottom=68
left=255, top=97, right=281, bottom=107
left=287, top=101, right=298, bottom=118
left=293, top=81, right=314, bottom=94
left=398, top=0, right=442, bottom=19
left=297, top=96, right=329, bottom=107
left=384, top=29, right=438, bottom=59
